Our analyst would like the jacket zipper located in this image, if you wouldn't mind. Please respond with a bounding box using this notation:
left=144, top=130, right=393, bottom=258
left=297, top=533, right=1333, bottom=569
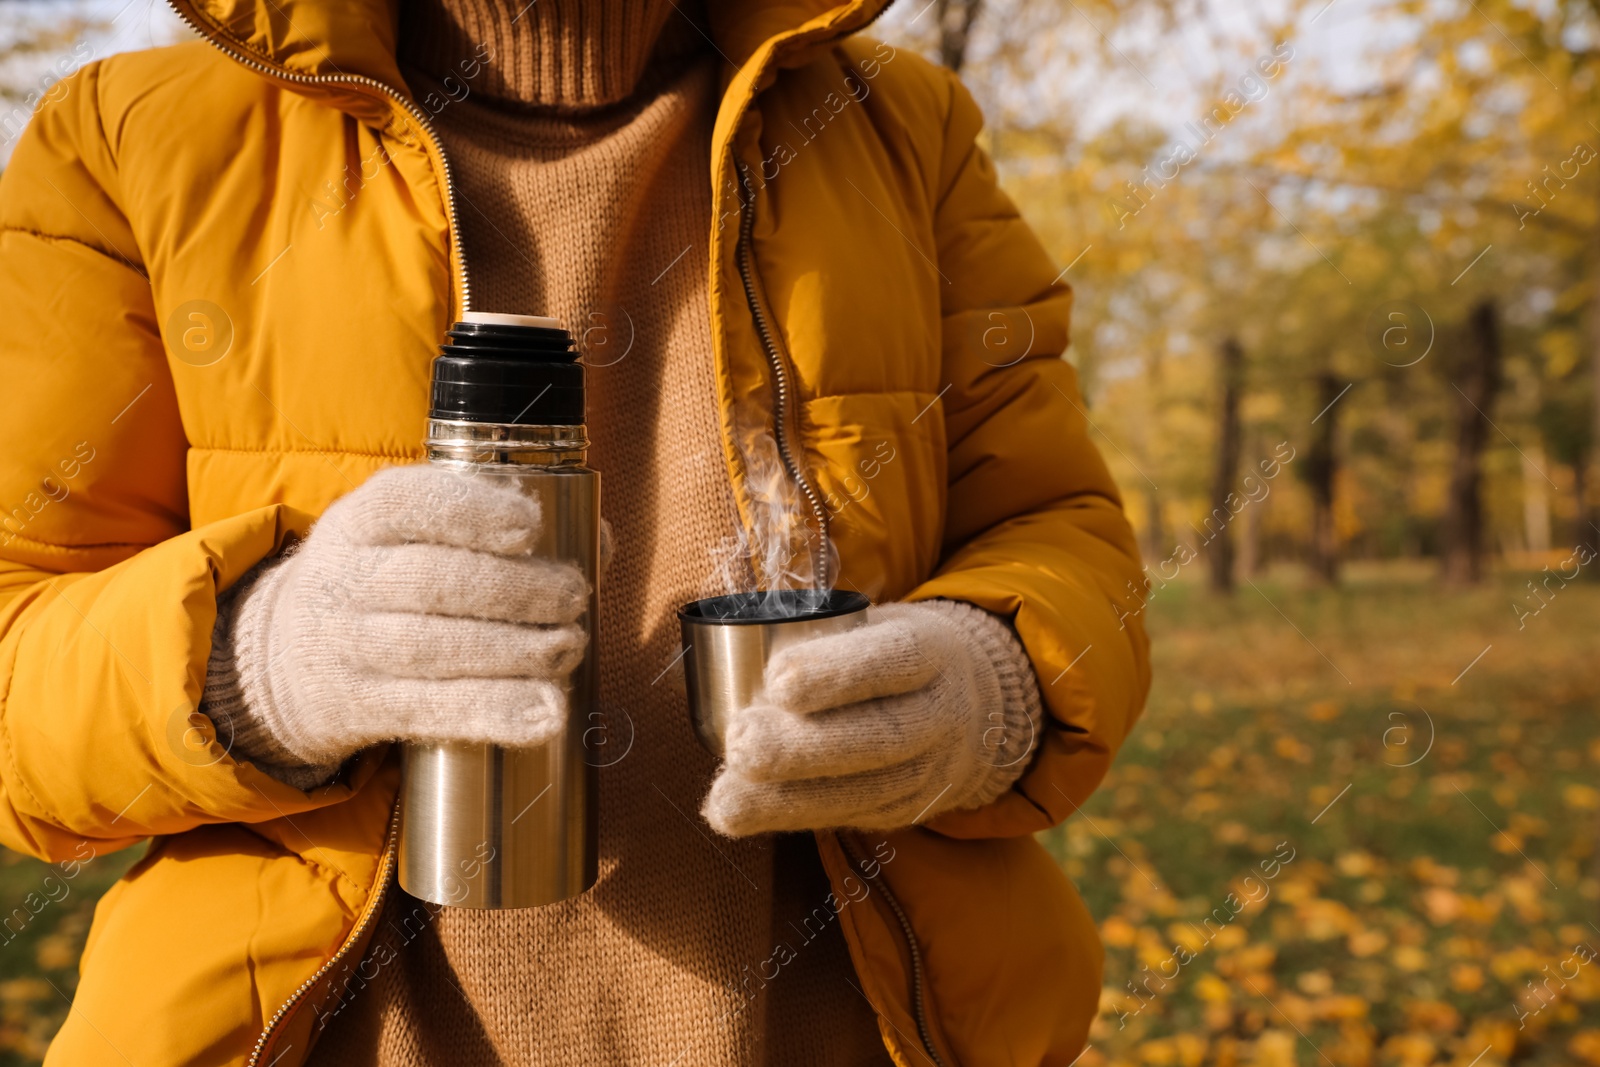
left=837, top=833, right=951, bottom=1067
left=734, top=160, right=835, bottom=592
left=248, top=800, right=401, bottom=1067
left=164, top=1, right=473, bottom=315
left=724, top=0, right=895, bottom=592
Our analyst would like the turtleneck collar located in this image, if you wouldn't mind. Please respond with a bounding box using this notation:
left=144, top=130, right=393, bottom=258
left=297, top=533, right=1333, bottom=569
left=399, top=0, right=709, bottom=110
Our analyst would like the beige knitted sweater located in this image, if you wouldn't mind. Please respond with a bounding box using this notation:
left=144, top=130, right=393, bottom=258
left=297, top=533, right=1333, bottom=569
left=303, top=1, right=892, bottom=1062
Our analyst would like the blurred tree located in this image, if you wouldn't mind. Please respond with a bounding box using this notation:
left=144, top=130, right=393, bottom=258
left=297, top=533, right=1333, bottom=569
left=1305, top=370, right=1344, bottom=585
left=1538, top=363, right=1595, bottom=545
left=1442, top=300, right=1505, bottom=584
left=1208, top=337, right=1243, bottom=592
left=934, top=0, right=983, bottom=72
left=1, top=13, right=98, bottom=162
left=876, top=0, right=1598, bottom=582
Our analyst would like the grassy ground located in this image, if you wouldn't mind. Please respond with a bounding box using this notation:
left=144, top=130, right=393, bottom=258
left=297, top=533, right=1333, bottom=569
left=0, top=561, right=1595, bottom=1064
left=1045, top=561, right=1600, bottom=1066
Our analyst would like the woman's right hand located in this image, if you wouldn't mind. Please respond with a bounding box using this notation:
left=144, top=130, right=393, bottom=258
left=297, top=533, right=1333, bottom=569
left=206, top=464, right=590, bottom=782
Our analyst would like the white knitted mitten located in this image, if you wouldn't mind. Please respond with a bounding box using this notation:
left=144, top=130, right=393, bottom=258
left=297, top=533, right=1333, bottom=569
left=702, top=599, right=1044, bottom=836
left=203, top=465, right=589, bottom=788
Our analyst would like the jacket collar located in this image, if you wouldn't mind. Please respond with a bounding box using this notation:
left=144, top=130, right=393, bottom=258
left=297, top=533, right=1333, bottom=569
left=168, top=0, right=893, bottom=116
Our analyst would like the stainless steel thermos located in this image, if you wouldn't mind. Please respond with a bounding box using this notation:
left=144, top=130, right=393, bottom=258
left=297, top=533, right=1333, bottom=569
left=398, top=311, right=600, bottom=909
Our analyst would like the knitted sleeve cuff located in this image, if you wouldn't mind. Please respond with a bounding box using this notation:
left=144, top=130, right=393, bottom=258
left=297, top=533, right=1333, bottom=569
left=203, top=561, right=344, bottom=792
left=921, top=598, right=1045, bottom=810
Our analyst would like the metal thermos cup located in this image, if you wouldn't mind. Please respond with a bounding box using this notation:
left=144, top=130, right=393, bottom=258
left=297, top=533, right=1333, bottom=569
left=678, top=590, right=871, bottom=756
left=398, top=312, right=600, bottom=909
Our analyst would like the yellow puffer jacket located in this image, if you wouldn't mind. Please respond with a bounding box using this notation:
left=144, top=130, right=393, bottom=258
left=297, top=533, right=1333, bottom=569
left=0, top=0, right=1149, bottom=1062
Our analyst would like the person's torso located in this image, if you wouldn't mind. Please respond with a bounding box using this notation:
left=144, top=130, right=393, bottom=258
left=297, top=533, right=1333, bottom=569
left=25, top=22, right=1099, bottom=1066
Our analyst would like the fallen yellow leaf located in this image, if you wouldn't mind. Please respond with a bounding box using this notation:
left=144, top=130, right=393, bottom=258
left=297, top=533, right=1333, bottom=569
left=1102, top=914, right=1138, bottom=947
left=1450, top=962, right=1485, bottom=993
left=1563, top=783, right=1600, bottom=811
left=1392, top=944, right=1429, bottom=972
left=1336, top=850, right=1376, bottom=878
left=1349, top=928, right=1389, bottom=957
left=1568, top=1029, right=1600, bottom=1066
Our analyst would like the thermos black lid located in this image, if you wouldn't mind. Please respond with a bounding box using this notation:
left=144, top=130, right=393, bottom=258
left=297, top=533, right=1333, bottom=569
left=430, top=312, right=584, bottom=426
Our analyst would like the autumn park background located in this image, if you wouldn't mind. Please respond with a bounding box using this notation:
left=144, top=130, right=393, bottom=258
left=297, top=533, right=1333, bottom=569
left=3, top=0, right=1600, bottom=1063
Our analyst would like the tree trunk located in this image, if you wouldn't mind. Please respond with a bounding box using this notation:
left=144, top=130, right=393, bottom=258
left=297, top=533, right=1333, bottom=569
left=1442, top=300, right=1504, bottom=585
left=1521, top=443, right=1551, bottom=557
left=1589, top=177, right=1600, bottom=563
left=1208, top=338, right=1244, bottom=592
left=1143, top=487, right=1165, bottom=564
left=1239, top=483, right=1262, bottom=578
left=1577, top=460, right=1593, bottom=554
left=936, top=0, right=982, bottom=72
left=1139, top=345, right=1166, bottom=565
left=1308, top=371, right=1342, bottom=584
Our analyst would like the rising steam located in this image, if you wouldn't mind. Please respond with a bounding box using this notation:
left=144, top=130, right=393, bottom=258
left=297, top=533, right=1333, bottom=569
left=702, top=429, right=837, bottom=620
